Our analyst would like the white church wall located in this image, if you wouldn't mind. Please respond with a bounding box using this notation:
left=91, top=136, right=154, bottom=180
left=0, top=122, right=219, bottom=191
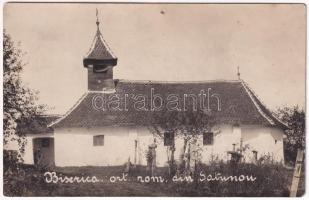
left=3, top=134, right=20, bottom=151
left=199, top=124, right=237, bottom=163
left=54, top=126, right=134, bottom=166
left=134, top=124, right=284, bottom=166
left=18, top=123, right=284, bottom=167
left=241, top=125, right=284, bottom=163
left=22, top=137, right=33, bottom=165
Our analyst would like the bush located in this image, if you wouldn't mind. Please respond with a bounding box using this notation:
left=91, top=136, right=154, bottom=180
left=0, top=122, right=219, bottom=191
left=3, top=150, right=58, bottom=196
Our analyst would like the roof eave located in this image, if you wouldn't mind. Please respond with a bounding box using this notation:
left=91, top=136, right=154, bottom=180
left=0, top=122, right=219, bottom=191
left=83, top=57, right=118, bottom=68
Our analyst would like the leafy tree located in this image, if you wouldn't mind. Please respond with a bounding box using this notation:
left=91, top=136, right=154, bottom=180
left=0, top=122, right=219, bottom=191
left=3, top=30, right=46, bottom=156
left=275, top=106, right=305, bottom=164
left=148, top=109, right=216, bottom=175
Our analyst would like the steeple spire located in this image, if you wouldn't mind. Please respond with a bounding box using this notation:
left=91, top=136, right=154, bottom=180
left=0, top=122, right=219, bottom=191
left=83, top=8, right=117, bottom=66
left=83, top=9, right=117, bottom=91
left=96, top=8, right=100, bottom=32
left=237, top=66, right=241, bottom=80
left=96, top=8, right=99, bottom=25
left=95, top=8, right=102, bottom=38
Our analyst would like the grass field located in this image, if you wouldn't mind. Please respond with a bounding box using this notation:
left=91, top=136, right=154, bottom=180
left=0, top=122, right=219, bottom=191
left=3, top=163, right=305, bottom=197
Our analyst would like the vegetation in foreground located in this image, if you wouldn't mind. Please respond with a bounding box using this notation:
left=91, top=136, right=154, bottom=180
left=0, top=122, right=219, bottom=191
left=3, top=152, right=305, bottom=197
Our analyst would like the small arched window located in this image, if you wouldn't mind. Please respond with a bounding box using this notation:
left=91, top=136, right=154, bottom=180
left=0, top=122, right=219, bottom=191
left=252, top=150, right=258, bottom=161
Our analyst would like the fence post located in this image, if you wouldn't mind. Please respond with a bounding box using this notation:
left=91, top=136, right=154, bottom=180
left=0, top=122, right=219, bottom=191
left=289, top=149, right=304, bottom=197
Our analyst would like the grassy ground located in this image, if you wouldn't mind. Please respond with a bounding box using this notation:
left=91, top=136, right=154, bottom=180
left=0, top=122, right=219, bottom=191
left=3, top=164, right=305, bottom=197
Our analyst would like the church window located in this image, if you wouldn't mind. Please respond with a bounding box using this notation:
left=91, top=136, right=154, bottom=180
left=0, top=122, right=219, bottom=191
left=164, top=132, right=174, bottom=146
left=252, top=150, right=258, bottom=161
left=203, top=132, right=214, bottom=145
left=93, top=135, right=104, bottom=146
left=41, top=138, right=50, bottom=147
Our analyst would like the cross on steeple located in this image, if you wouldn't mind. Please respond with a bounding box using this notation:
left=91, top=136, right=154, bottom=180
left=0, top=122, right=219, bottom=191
left=95, top=8, right=101, bottom=37
left=95, top=8, right=100, bottom=26
left=96, top=8, right=100, bottom=27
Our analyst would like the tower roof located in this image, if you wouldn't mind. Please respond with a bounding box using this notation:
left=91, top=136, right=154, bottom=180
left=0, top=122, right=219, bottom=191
left=85, top=28, right=116, bottom=60
left=83, top=11, right=117, bottom=67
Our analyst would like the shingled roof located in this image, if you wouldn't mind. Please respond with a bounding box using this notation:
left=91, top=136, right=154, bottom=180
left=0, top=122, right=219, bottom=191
left=83, top=17, right=118, bottom=68
left=49, top=80, right=288, bottom=129
left=85, top=30, right=116, bottom=60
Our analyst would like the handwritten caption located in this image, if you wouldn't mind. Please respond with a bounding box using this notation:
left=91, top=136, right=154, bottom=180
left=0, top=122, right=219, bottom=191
left=44, top=171, right=257, bottom=184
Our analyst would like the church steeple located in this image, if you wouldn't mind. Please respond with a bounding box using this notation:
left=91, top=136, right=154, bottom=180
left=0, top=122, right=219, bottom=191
left=83, top=9, right=117, bottom=91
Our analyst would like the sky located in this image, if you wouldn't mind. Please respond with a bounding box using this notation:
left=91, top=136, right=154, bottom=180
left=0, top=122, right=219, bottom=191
left=4, top=3, right=306, bottom=114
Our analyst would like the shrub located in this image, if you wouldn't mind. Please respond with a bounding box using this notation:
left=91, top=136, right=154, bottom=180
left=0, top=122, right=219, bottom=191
left=3, top=150, right=58, bottom=196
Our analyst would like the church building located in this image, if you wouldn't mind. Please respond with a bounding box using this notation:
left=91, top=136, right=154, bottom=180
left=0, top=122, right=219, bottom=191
left=20, top=15, right=288, bottom=167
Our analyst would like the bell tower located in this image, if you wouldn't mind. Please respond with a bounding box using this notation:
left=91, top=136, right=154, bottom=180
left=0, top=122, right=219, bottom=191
left=83, top=9, right=117, bottom=91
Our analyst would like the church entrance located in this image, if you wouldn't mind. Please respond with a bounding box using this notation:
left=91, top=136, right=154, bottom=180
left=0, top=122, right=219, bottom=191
left=33, top=137, right=55, bottom=167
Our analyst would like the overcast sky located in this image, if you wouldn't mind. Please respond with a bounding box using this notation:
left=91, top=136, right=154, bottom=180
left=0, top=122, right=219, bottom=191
left=4, top=3, right=306, bottom=114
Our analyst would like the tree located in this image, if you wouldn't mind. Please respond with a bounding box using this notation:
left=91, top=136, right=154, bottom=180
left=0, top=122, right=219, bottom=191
left=148, top=109, right=216, bottom=176
left=275, top=106, right=305, bottom=164
left=3, top=30, right=46, bottom=156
